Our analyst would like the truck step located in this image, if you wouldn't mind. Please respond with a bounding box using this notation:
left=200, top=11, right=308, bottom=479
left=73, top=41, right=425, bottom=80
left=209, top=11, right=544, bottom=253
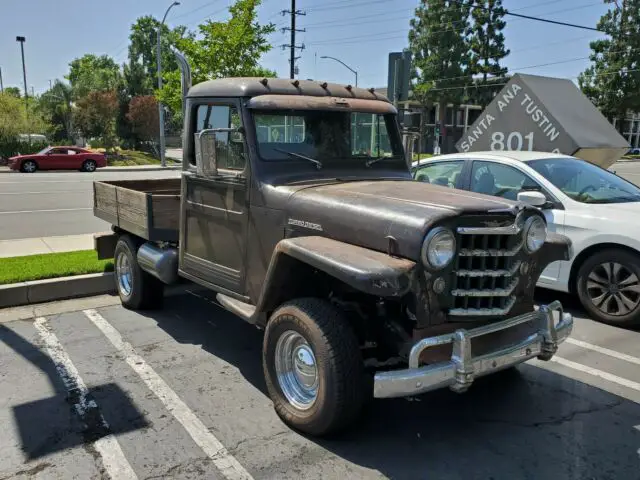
left=216, top=294, right=256, bottom=321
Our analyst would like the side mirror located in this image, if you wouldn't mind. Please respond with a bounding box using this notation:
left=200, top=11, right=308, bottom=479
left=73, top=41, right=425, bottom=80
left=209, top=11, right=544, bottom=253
left=194, top=129, right=218, bottom=177
left=517, top=190, right=547, bottom=207
left=194, top=127, right=245, bottom=176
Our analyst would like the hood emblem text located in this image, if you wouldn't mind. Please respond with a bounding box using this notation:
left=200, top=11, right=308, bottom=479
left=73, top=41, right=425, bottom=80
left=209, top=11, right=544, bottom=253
left=288, top=218, right=323, bottom=231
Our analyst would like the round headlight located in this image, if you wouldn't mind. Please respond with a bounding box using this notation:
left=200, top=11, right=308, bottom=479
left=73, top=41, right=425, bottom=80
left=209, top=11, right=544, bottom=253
left=524, top=215, right=547, bottom=253
left=422, top=227, right=456, bottom=269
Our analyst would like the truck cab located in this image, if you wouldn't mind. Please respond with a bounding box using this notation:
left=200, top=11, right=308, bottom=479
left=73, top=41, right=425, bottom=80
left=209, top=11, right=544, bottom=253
left=93, top=50, right=574, bottom=437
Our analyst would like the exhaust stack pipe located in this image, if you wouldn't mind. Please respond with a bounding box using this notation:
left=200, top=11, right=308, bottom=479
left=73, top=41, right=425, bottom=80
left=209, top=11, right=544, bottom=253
left=171, top=46, right=192, bottom=116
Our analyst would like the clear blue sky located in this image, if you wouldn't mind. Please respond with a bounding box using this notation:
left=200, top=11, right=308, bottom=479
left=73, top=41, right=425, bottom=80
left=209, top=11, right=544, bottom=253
left=0, top=0, right=610, bottom=95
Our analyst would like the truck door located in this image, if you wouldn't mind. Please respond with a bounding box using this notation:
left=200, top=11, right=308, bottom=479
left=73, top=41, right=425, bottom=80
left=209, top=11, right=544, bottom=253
left=179, top=100, right=249, bottom=295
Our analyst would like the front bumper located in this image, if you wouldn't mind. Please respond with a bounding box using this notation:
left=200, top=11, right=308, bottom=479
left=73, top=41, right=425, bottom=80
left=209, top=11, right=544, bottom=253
left=374, top=301, right=573, bottom=398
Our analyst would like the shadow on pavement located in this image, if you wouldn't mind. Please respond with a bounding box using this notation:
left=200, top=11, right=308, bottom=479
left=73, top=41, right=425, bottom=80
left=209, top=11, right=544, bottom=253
left=0, top=324, right=149, bottom=460
left=146, top=291, right=640, bottom=479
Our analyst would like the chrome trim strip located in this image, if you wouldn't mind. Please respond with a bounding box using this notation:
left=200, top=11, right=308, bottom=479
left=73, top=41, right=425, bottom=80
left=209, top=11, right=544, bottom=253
left=455, top=261, right=521, bottom=278
left=459, top=240, right=523, bottom=257
left=449, top=296, right=517, bottom=316
left=457, top=223, right=521, bottom=235
left=451, top=278, right=518, bottom=297
left=373, top=301, right=573, bottom=398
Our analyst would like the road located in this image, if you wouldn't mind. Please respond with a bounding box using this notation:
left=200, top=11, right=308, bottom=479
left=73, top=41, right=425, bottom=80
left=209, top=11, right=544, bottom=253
left=1, top=289, right=639, bottom=479
left=2, top=159, right=640, bottom=242
left=0, top=169, right=180, bottom=241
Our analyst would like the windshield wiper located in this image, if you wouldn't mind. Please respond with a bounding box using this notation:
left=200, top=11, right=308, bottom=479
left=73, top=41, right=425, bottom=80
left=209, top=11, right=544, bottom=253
left=274, top=148, right=322, bottom=169
left=365, top=155, right=397, bottom=167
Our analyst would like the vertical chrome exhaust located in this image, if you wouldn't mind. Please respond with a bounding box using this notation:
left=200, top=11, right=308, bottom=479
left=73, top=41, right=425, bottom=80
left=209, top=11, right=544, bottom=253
left=170, top=47, right=192, bottom=116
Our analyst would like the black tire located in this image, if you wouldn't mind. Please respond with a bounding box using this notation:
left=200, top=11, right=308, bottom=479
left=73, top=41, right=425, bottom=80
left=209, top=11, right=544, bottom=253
left=82, top=159, right=97, bottom=172
left=113, top=234, right=164, bottom=310
left=576, top=248, right=640, bottom=327
left=20, top=159, right=37, bottom=173
left=263, top=298, right=365, bottom=436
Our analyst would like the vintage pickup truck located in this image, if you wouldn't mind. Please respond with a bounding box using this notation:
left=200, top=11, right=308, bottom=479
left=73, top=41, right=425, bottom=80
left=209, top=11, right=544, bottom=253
left=93, top=49, right=574, bottom=436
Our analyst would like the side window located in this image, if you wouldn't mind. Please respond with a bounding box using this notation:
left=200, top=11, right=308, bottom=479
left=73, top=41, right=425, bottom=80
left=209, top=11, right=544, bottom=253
left=193, top=103, right=244, bottom=171
left=470, top=161, right=541, bottom=201
left=413, top=161, right=464, bottom=188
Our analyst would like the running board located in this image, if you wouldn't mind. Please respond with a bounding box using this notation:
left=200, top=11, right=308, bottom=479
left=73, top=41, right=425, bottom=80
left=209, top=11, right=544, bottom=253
left=216, top=294, right=256, bottom=322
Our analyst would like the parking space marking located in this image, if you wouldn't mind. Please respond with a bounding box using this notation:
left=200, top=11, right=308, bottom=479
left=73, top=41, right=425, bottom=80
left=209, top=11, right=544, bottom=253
left=567, top=338, right=640, bottom=366
left=84, top=309, right=254, bottom=480
left=552, top=356, right=640, bottom=392
left=34, top=317, right=138, bottom=480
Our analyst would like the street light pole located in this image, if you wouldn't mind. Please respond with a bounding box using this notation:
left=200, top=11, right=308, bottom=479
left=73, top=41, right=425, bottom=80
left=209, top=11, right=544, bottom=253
left=0, top=66, right=4, bottom=93
left=320, top=55, right=358, bottom=87
left=157, top=1, right=180, bottom=168
left=16, top=36, right=28, bottom=111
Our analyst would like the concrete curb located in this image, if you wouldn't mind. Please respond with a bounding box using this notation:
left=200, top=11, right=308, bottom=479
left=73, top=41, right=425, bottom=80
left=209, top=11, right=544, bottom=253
left=0, top=165, right=181, bottom=174
left=0, top=272, right=116, bottom=308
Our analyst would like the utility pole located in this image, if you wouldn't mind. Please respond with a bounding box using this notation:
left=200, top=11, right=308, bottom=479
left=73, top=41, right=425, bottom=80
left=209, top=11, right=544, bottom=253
left=281, top=0, right=305, bottom=79
left=16, top=36, right=28, bottom=113
left=157, top=1, right=180, bottom=168
left=0, top=67, right=3, bottom=93
left=49, top=79, right=52, bottom=89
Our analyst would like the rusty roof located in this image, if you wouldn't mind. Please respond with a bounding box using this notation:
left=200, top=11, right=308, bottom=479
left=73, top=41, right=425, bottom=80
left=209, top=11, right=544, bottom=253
left=187, top=77, right=391, bottom=103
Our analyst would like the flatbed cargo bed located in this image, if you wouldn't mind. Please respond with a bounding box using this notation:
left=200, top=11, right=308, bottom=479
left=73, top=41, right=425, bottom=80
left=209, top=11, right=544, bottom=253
left=93, top=178, right=181, bottom=242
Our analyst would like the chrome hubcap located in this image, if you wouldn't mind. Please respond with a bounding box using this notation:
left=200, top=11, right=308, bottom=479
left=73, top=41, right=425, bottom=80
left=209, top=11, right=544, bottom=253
left=116, top=252, right=133, bottom=297
left=274, top=330, right=318, bottom=410
left=24, top=162, right=35, bottom=172
left=86, top=161, right=96, bottom=171
left=587, top=262, right=640, bottom=316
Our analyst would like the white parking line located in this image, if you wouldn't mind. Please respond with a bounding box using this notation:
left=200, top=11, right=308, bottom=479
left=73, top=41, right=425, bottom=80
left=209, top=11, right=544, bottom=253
left=84, top=309, right=254, bottom=480
left=551, top=356, right=640, bottom=392
left=0, top=207, right=92, bottom=215
left=566, top=338, right=640, bottom=366
left=34, top=317, right=138, bottom=480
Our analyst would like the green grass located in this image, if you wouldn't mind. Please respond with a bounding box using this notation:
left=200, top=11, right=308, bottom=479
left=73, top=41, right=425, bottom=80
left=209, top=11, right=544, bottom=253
left=0, top=250, right=113, bottom=285
left=107, top=149, right=162, bottom=167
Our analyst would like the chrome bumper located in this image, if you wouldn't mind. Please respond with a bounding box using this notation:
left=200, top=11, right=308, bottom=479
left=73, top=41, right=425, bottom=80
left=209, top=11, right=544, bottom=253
left=373, top=301, right=573, bottom=398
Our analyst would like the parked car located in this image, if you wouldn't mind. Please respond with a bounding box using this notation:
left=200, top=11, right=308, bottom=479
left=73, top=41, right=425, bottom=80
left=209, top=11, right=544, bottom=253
left=411, top=151, right=640, bottom=327
left=8, top=146, right=107, bottom=173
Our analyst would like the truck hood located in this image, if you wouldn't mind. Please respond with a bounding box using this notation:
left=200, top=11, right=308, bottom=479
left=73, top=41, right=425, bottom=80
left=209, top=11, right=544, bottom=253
left=282, top=179, right=518, bottom=261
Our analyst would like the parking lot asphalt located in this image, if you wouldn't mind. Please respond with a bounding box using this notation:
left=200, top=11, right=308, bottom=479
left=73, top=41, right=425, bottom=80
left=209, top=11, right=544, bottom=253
left=1, top=289, right=640, bottom=480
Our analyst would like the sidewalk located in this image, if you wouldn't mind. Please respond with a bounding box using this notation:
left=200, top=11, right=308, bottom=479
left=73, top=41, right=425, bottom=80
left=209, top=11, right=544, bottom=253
left=0, top=233, right=100, bottom=258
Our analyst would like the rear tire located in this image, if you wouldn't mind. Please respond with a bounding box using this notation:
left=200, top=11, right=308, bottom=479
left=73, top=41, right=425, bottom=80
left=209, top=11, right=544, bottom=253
left=576, top=249, right=640, bottom=327
left=263, top=298, right=365, bottom=436
left=114, top=234, right=164, bottom=310
left=82, top=159, right=97, bottom=172
left=20, top=160, right=37, bottom=173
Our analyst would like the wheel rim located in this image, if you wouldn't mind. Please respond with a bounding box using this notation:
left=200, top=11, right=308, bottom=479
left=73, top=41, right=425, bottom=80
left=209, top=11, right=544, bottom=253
left=116, top=251, right=133, bottom=297
left=24, top=161, right=35, bottom=172
left=86, top=161, right=96, bottom=171
left=586, top=262, right=640, bottom=316
left=274, top=330, right=319, bottom=410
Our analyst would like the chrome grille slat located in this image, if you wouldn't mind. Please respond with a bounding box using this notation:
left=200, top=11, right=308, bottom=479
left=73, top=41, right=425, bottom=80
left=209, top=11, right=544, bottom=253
left=456, top=261, right=521, bottom=278
left=452, top=278, right=518, bottom=297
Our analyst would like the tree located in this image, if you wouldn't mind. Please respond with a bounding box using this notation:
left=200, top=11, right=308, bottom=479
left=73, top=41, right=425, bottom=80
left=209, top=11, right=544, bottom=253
left=67, top=54, right=122, bottom=99
left=409, top=0, right=472, bottom=152
left=467, top=0, right=510, bottom=107
left=127, top=95, right=159, bottom=142
left=4, top=87, right=21, bottom=98
left=38, top=80, right=74, bottom=141
left=157, top=0, right=276, bottom=118
left=74, top=90, right=119, bottom=150
left=578, top=0, right=640, bottom=124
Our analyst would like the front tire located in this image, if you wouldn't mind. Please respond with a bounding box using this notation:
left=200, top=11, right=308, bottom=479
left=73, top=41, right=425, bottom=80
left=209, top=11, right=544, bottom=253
left=21, top=160, right=37, bottom=173
left=576, top=249, right=640, bottom=327
left=263, top=298, right=365, bottom=436
left=114, top=234, right=164, bottom=310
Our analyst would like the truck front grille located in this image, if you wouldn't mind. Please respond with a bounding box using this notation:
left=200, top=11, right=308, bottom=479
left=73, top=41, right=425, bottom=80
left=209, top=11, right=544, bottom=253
left=449, top=221, right=523, bottom=316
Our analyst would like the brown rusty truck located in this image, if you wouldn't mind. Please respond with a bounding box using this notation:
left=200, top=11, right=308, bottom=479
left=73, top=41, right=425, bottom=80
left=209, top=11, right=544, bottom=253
left=93, top=49, right=574, bottom=436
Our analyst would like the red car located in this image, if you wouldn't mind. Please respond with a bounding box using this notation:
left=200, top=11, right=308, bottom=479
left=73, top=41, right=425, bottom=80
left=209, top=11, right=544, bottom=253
left=8, top=146, right=107, bottom=173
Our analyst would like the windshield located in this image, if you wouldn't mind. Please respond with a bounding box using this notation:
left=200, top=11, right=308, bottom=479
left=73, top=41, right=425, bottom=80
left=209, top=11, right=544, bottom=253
left=528, top=157, right=640, bottom=204
left=36, top=147, right=51, bottom=155
left=252, top=110, right=403, bottom=165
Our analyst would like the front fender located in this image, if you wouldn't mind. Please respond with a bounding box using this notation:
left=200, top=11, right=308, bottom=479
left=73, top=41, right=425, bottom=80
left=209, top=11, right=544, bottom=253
left=254, top=236, right=416, bottom=325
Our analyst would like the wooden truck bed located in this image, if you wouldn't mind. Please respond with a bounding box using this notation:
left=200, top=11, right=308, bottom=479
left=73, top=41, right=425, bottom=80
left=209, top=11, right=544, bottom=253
left=93, top=178, right=181, bottom=242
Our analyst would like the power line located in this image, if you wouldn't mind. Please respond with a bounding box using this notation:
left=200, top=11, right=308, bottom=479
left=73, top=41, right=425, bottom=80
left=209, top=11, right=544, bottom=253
left=453, top=0, right=603, bottom=32
left=172, top=0, right=223, bottom=21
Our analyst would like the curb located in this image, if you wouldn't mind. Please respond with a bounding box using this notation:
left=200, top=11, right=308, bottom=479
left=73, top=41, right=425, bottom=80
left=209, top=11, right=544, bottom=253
left=0, top=272, right=202, bottom=309
left=0, top=272, right=116, bottom=308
